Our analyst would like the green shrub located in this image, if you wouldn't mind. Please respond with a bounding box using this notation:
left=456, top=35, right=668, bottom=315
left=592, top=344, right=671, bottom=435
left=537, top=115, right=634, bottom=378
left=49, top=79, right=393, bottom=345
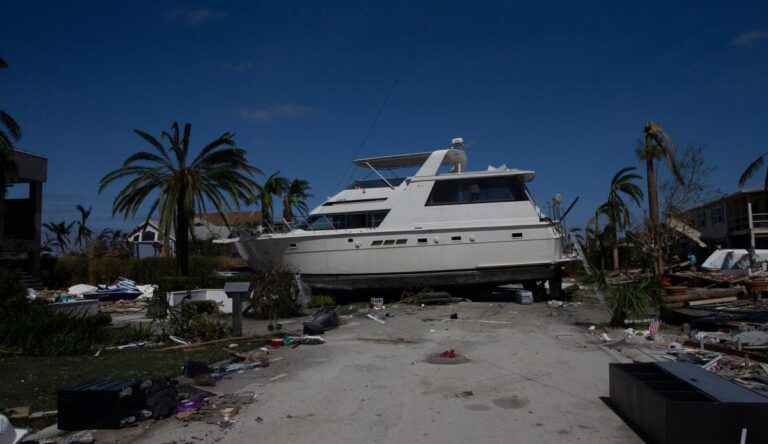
left=109, top=323, right=156, bottom=345
left=48, top=256, right=246, bottom=288
left=606, top=280, right=652, bottom=326
left=165, top=300, right=230, bottom=342
left=0, top=269, right=26, bottom=301
left=181, top=300, right=220, bottom=318
left=0, top=299, right=113, bottom=355
left=247, top=263, right=302, bottom=319
left=306, top=295, right=336, bottom=308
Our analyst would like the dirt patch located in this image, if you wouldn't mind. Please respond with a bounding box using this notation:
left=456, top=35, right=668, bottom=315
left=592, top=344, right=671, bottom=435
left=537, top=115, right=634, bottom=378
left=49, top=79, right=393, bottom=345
left=492, top=396, right=530, bottom=409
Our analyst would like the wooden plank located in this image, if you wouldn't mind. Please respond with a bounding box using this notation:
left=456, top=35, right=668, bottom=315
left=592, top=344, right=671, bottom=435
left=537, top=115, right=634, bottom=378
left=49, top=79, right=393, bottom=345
left=156, top=335, right=264, bottom=351
left=687, top=296, right=738, bottom=306
left=682, top=340, right=768, bottom=363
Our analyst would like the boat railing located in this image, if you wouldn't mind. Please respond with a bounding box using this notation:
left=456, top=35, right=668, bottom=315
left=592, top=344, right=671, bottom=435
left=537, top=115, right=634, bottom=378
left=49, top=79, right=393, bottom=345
left=232, top=215, right=340, bottom=237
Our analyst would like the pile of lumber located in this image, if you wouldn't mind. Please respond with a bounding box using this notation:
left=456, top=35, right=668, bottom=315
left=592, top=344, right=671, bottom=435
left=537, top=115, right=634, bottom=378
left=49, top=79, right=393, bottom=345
left=662, top=287, right=742, bottom=308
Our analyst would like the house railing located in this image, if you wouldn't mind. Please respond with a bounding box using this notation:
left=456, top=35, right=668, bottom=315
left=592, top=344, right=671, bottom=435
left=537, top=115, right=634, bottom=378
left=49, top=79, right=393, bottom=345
left=728, top=213, right=768, bottom=231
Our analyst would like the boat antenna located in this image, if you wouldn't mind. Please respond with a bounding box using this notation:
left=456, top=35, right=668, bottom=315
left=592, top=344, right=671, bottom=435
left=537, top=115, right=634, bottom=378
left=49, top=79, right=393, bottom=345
left=451, top=137, right=465, bottom=150
left=335, top=0, right=442, bottom=190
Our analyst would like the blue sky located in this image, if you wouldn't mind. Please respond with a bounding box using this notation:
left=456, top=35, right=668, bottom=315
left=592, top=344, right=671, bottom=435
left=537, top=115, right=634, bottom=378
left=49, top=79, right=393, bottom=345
left=2, top=0, right=767, bottom=232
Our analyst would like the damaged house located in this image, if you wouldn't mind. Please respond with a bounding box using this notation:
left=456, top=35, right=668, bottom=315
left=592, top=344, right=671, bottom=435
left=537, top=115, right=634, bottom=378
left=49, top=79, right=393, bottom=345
left=685, top=187, right=768, bottom=251
left=127, top=211, right=262, bottom=258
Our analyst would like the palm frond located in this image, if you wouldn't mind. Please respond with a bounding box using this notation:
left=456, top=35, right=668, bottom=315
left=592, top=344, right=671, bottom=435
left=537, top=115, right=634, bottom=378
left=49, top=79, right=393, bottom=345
left=739, top=154, right=767, bottom=188
left=0, top=110, right=21, bottom=140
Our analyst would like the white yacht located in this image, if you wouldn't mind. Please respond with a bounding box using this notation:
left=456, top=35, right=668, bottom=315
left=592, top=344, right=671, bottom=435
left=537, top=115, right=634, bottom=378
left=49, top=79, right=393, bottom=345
left=235, top=139, right=571, bottom=295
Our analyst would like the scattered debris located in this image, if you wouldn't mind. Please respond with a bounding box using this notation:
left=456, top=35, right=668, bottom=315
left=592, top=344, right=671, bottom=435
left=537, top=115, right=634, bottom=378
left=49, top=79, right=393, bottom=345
left=5, top=406, right=29, bottom=420
left=358, top=336, right=420, bottom=344
left=366, top=313, right=387, bottom=324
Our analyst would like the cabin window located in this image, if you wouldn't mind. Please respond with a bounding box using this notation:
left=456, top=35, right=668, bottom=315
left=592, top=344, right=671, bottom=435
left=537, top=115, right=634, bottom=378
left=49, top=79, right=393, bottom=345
left=371, top=240, right=383, bottom=246
left=425, top=176, right=528, bottom=206
left=289, top=243, right=297, bottom=249
left=418, top=238, right=428, bottom=244
left=511, top=232, right=523, bottom=239
left=395, top=239, right=408, bottom=245
left=302, top=210, right=390, bottom=231
left=383, top=239, right=395, bottom=245
left=451, top=236, right=462, bottom=241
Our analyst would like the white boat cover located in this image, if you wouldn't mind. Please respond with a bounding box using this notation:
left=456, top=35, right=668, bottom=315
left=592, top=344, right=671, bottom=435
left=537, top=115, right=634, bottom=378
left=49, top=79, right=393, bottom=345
left=701, top=249, right=768, bottom=270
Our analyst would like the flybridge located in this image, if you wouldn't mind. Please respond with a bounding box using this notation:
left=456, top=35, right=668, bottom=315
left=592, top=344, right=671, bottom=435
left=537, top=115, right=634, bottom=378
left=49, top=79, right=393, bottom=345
left=354, top=149, right=468, bottom=178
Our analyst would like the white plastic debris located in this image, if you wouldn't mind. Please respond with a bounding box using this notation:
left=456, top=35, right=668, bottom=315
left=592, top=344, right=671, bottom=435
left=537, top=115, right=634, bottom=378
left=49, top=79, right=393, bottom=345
left=365, top=314, right=386, bottom=324
left=668, top=342, right=684, bottom=352
left=587, top=325, right=596, bottom=331
left=598, top=333, right=613, bottom=342
left=67, top=284, right=97, bottom=295
left=547, top=300, right=564, bottom=308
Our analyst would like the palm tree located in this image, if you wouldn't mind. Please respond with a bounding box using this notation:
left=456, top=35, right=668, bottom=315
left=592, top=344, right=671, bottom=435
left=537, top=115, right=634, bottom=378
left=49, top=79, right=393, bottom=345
left=255, top=171, right=289, bottom=226
left=99, top=122, right=261, bottom=275
left=587, top=209, right=606, bottom=271
left=75, top=204, right=94, bottom=251
left=0, top=57, right=21, bottom=241
left=43, top=220, right=75, bottom=255
left=636, top=121, right=684, bottom=276
left=602, top=167, right=644, bottom=270
left=738, top=152, right=768, bottom=191
left=282, top=179, right=313, bottom=223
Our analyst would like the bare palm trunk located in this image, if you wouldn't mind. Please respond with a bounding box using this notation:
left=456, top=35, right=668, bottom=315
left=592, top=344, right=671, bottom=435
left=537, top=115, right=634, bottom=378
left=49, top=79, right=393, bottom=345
left=645, top=135, right=663, bottom=277
left=176, top=189, right=190, bottom=276
left=0, top=194, right=5, bottom=244
left=596, top=210, right=604, bottom=271
left=612, top=214, right=620, bottom=271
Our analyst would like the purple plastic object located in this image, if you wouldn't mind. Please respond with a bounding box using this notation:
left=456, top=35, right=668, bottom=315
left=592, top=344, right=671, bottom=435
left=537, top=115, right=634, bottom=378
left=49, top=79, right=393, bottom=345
left=173, top=397, right=203, bottom=413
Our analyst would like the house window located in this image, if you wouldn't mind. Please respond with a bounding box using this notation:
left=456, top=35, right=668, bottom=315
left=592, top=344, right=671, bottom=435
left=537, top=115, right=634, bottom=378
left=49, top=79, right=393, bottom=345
left=141, top=231, right=156, bottom=242
left=426, top=176, right=529, bottom=206
left=696, top=211, right=707, bottom=228
left=710, top=205, right=724, bottom=225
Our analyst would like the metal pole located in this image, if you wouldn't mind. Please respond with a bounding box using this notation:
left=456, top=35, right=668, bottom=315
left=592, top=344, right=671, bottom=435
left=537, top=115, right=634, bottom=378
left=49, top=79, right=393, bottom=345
left=232, top=293, right=243, bottom=337
left=748, top=199, right=756, bottom=271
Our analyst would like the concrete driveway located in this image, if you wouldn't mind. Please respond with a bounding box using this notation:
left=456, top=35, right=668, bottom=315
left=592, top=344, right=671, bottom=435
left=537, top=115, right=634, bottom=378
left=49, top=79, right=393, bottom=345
left=137, top=301, right=642, bottom=444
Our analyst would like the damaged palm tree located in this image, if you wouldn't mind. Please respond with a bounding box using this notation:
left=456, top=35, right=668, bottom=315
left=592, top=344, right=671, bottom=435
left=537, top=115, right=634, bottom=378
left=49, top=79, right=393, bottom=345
left=99, top=122, right=261, bottom=275
left=602, top=167, right=644, bottom=271
left=636, top=122, right=684, bottom=277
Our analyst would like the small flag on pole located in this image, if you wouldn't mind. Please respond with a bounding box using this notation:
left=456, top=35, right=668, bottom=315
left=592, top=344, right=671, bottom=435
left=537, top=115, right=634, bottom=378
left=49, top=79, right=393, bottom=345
left=649, top=318, right=660, bottom=338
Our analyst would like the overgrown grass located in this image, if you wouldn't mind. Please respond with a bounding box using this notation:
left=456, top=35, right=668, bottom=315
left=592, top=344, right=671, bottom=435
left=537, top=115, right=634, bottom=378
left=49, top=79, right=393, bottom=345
left=1, top=277, right=115, bottom=355
left=306, top=295, right=337, bottom=308
left=0, top=339, right=265, bottom=423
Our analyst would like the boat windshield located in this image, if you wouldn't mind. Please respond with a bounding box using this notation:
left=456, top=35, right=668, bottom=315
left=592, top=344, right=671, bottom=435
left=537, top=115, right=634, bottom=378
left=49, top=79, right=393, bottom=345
left=346, top=178, right=406, bottom=190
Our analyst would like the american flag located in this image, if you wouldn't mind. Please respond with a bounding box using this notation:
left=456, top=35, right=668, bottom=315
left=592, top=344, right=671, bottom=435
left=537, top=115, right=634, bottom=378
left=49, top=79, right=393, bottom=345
left=649, top=318, right=660, bottom=338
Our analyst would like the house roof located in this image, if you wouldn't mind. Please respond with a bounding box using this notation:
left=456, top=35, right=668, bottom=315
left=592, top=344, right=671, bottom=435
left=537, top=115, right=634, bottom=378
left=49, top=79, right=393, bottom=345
left=197, top=211, right=263, bottom=227
left=687, top=187, right=768, bottom=213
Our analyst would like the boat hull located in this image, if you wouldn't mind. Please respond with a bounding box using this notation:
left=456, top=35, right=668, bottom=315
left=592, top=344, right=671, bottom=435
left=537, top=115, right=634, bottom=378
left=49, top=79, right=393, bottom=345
left=235, top=224, right=567, bottom=290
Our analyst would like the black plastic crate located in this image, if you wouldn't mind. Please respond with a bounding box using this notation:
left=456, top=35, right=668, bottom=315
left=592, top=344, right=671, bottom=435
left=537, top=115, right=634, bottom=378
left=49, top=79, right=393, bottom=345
left=610, top=362, right=768, bottom=444
left=58, top=379, right=146, bottom=430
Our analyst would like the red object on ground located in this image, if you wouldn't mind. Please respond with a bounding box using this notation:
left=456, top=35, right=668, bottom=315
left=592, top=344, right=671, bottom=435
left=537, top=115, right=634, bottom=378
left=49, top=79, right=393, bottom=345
left=440, top=349, right=456, bottom=358
left=270, top=338, right=284, bottom=348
